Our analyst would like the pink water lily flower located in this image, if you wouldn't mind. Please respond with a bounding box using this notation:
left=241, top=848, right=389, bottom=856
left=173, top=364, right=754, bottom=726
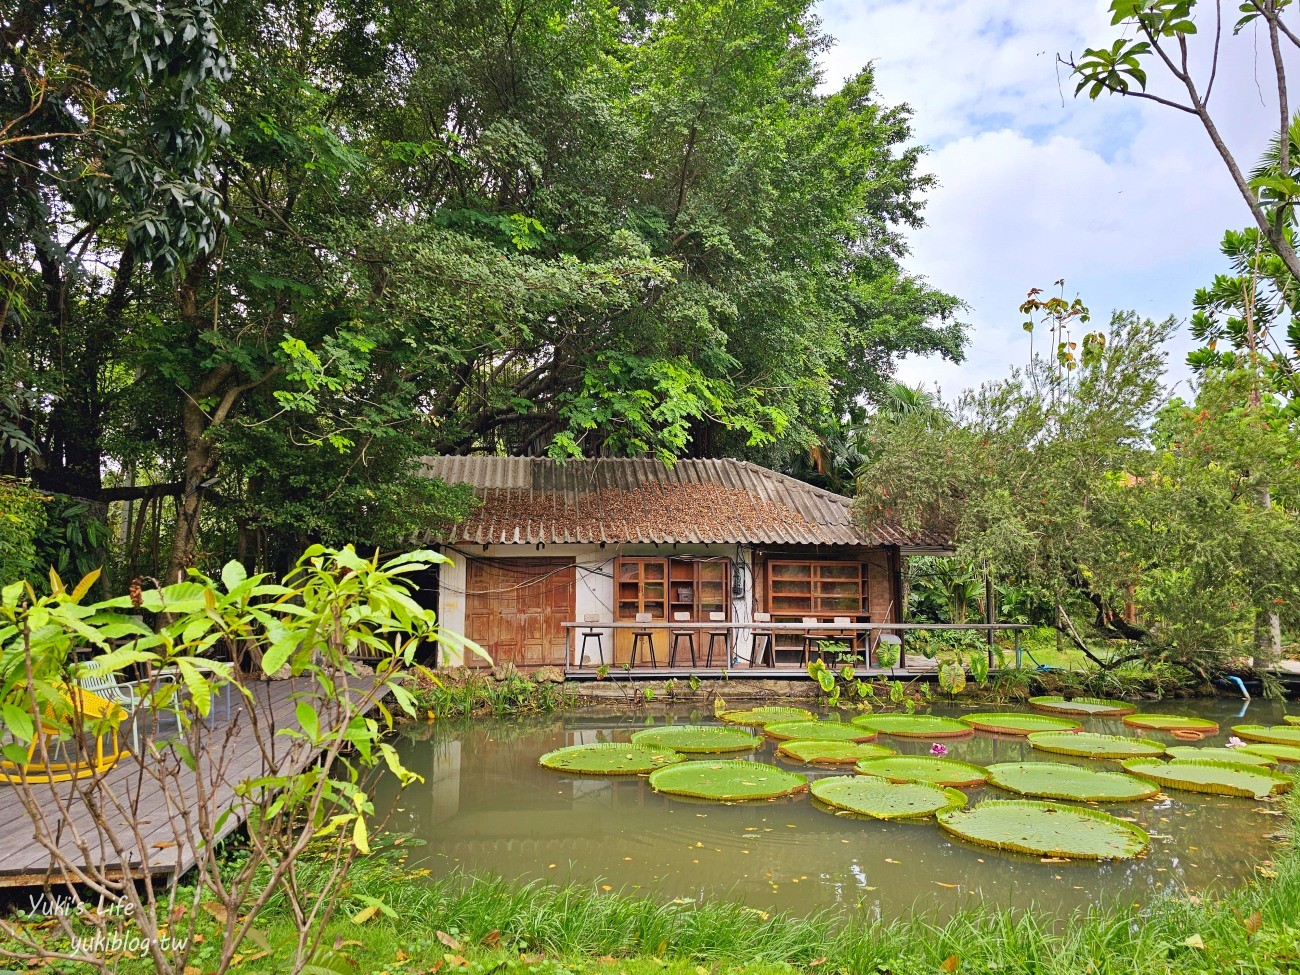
left=1226, top=736, right=1245, bottom=748
left=930, top=743, right=948, bottom=757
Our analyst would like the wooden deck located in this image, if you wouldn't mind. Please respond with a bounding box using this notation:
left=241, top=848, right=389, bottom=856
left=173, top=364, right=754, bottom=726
left=0, top=678, right=333, bottom=889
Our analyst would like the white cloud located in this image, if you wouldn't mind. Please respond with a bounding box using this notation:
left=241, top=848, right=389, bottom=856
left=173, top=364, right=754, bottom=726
left=813, top=0, right=1296, bottom=396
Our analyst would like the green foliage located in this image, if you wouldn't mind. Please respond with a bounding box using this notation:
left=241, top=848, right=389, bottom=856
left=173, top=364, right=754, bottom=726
left=411, top=671, right=573, bottom=720
left=1121, top=758, right=1294, bottom=799
left=5, top=0, right=966, bottom=580
left=0, top=479, right=46, bottom=588
left=629, top=725, right=761, bottom=753
left=854, top=755, right=989, bottom=787
left=856, top=299, right=1300, bottom=675
left=0, top=545, right=469, bottom=974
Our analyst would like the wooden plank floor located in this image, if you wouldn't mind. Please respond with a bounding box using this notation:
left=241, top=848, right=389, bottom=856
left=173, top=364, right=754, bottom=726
left=0, top=678, right=348, bottom=889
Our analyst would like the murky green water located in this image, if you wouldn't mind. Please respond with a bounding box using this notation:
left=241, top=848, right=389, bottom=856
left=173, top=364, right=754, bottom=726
left=384, top=697, right=1291, bottom=919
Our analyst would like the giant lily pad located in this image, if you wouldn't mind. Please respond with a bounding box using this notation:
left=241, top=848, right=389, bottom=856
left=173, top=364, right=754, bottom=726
left=960, top=712, right=1082, bottom=736
left=1028, top=696, right=1135, bottom=717
left=854, top=756, right=989, bottom=787
left=630, top=726, right=761, bottom=753
left=810, top=776, right=967, bottom=820
left=937, top=800, right=1149, bottom=860
left=851, top=714, right=974, bottom=739
left=1242, top=742, right=1300, bottom=763
left=720, top=706, right=814, bottom=727
left=538, top=742, right=685, bottom=775
left=647, top=760, right=807, bottom=801
left=776, top=740, right=895, bottom=765
left=1232, top=724, right=1300, bottom=746
left=986, top=762, right=1157, bottom=802
left=763, top=720, right=875, bottom=743
left=1285, top=716, right=1300, bottom=727
left=1164, top=746, right=1276, bottom=767
left=1121, top=714, right=1220, bottom=734
left=1027, top=731, right=1165, bottom=760
left=1120, top=758, right=1293, bottom=799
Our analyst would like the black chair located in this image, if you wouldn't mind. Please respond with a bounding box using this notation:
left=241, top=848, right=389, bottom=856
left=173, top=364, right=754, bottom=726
left=750, top=612, right=776, bottom=668
left=578, top=613, right=608, bottom=666
left=669, top=611, right=697, bottom=667
left=630, top=612, right=657, bottom=668
left=704, top=611, right=729, bottom=667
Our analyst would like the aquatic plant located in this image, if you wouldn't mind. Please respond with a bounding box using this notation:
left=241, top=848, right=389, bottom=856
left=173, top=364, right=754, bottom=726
left=937, top=800, right=1150, bottom=860
left=775, top=740, right=895, bottom=765
left=537, top=743, right=684, bottom=775
left=1233, top=724, right=1300, bottom=746
left=1026, top=731, right=1165, bottom=759
left=629, top=726, right=761, bottom=753
left=763, top=720, right=875, bottom=743
left=1121, top=714, right=1220, bottom=734
left=647, top=760, right=807, bottom=801
left=1163, top=746, right=1275, bottom=767
left=719, top=706, right=814, bottom=727
left=960, top=712, right=1082, bottom=736
left=985, top=762, right=1158, bottom=802
left=851, top=713, right=974, bottom=739
left=854, top=755, right=989, bottom=787
left=1121, top=758, right=1293, bottom=799
left=1242, top=742, right=1300, bottom=763
left=930, top=743, right=948, bottom=756
left=1027, top=696, right=1135, bottom=717
left=810, top=776, right=966, bottom=820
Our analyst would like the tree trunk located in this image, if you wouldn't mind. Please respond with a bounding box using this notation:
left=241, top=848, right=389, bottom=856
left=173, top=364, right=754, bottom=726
left=166, top=396, right=215, bottom=582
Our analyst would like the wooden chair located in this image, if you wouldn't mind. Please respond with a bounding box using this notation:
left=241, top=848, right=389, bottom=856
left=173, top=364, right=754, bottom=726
left=669, top=611, right=697, bottom=667
left=704, top=612, right=728, bottom=667
left=578, top=613, right=609, bottom=666
left=630, top=612, right=657, bottom=669
left=76, top=668, right=179, bottom=753
left=832, top=617, right=857, bottom=660
left=750, top=612, right=776, bottom=668
left=801, top=617, right=833, bottom=665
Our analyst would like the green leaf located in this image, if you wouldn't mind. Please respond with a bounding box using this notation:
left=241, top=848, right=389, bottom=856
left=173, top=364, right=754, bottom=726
left=221, top=560, right=248, bottom=593
left=2, top=703, right=36, bottom=743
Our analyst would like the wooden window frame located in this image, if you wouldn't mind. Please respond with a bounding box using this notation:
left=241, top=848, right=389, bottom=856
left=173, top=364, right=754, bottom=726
left=766, top=559, right=872, bottom=619
left=616, top=556, right=732, bottom=622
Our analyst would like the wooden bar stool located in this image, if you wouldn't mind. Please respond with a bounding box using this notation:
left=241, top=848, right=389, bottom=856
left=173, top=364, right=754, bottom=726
left=630, top=612, right=657, bottom=669
left=832, top=617, right=855, bottom=660
left=578, top=613, right=608, bottom=666
left=669, top=611, right=697, bottom=667
left=750, top=612, right=776, bottom=668
left=802, top=617, right=835, bottom=665
left=704, top=611, right=729, bottom=667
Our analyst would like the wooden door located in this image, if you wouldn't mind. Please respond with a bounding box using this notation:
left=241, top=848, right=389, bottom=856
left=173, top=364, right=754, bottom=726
left=465, top=559, right=575, bottom=669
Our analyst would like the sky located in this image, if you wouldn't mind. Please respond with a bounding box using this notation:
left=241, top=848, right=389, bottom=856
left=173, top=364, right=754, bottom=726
left=813, top=0, right=1291, bottom=399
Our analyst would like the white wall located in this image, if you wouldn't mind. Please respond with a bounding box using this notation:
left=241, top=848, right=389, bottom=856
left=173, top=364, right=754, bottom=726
left=432, top=543, right=757, bottom=667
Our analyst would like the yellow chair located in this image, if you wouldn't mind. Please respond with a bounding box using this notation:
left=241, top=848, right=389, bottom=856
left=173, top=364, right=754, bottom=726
left=0, top=686, right=126, bottom=784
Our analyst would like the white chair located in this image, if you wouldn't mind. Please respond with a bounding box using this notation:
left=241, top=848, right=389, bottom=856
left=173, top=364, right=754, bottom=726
left=75, top=670, right=178, bottom=753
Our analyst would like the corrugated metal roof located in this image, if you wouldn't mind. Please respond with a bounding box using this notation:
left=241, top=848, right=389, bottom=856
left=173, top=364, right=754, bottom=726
left=418, top=456, right=949, bottom=548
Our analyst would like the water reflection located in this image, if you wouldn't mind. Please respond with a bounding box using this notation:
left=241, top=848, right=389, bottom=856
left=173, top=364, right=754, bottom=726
left=383, top=698, right=1289, bottom=919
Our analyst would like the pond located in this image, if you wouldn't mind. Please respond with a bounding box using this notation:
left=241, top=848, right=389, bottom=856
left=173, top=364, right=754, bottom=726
left=382, top=696, right=1293, bottom=920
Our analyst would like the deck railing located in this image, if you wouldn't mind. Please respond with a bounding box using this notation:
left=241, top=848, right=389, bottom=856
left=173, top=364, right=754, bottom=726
left=559, top=621, right=1033, bottom=674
